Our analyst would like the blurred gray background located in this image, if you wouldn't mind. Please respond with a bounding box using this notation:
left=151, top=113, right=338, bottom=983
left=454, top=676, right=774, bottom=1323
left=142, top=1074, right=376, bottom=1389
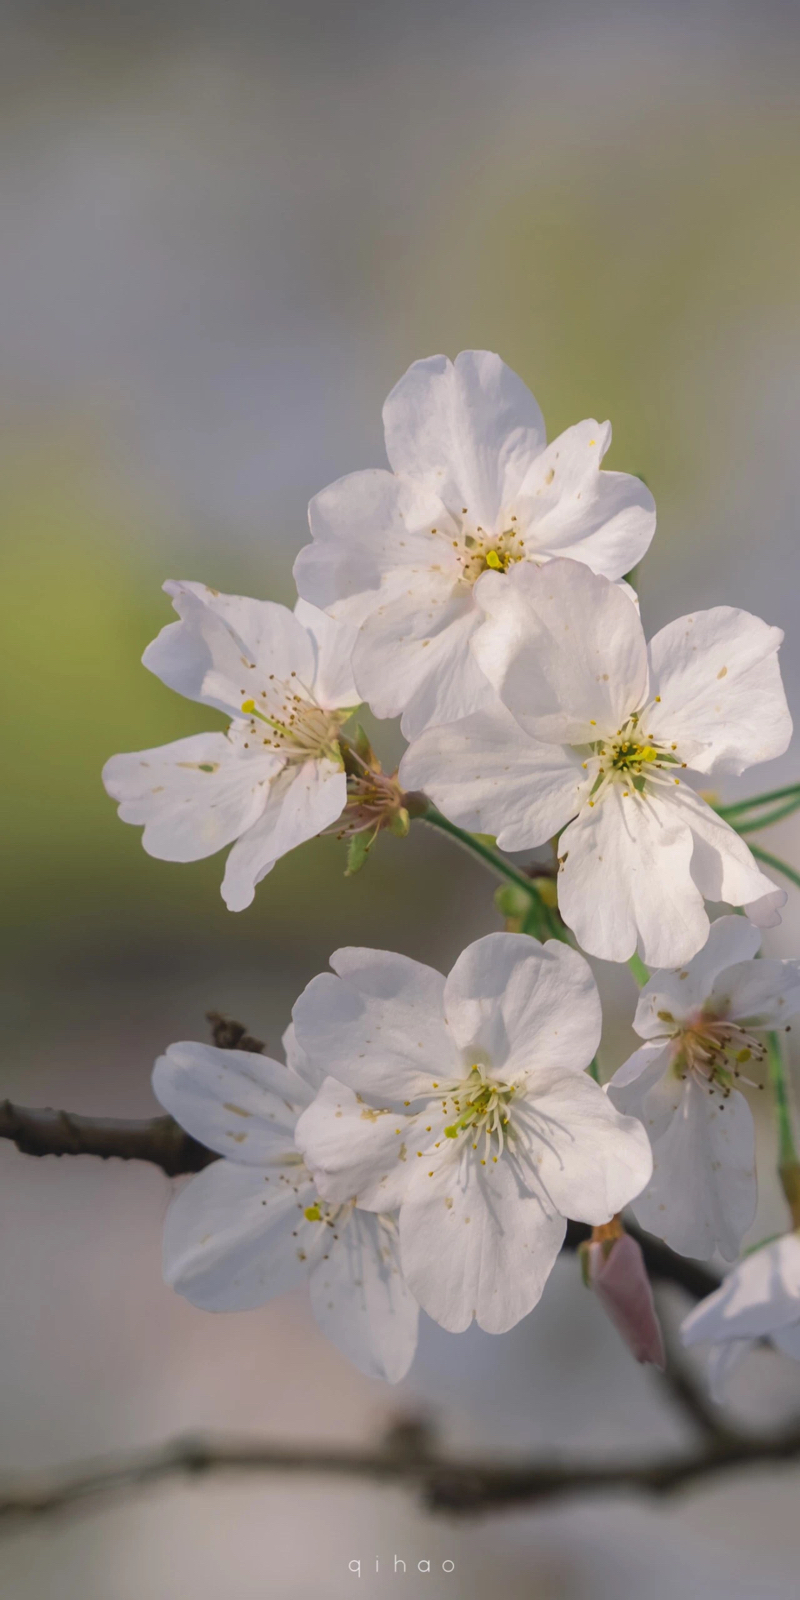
left=2, top=0, right=800, bottom=1594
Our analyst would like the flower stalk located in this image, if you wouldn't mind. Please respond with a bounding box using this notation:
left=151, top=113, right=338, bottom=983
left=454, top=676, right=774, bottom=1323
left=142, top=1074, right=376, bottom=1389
left=628, top=953, right=649, bottom=988
left=412, top=803, right=566, bottom=942
left=766, top=1030, right=800, bottom=1225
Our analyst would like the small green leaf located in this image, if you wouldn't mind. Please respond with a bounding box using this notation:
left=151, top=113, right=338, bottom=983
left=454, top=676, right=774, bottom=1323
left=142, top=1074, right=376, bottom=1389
left=389, top=806, right=410, bottom=838
left=353, top=723, right=377, bottom=767
left=345, top=832, right=373, bottom=876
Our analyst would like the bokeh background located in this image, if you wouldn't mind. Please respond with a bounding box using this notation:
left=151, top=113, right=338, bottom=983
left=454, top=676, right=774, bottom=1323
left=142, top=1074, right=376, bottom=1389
left=3, top=1, right=800, bottom=1594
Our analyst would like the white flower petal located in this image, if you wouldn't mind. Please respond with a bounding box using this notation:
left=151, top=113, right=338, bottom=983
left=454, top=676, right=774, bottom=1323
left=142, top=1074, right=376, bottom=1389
left=292, top=947, right=458, bottom=1105
left=515, top=419, right=656, bottom=579
left=162, top=1157, right=316, bottom=1311
left=293, top=598, right=360, bottom=708
left=352, top=575, right=495, bottom=737
left=221, top=759, right=346, bottom=911
left=399, top=1152, right=565, bottom=1333
left=707, top=957, right=800, bottom=1030
left=398, top=704, right=583, bottom=849
left=647, top=607, right=791, bottom=776
left=152, top=1041, right=311, bottom=1164
left=609, top=1039, right=673, bottom=1090
left=297, top=468, right=453, bottom=623
left=706, top=1337, right=753, bottom=1402
left=633, top=915, right=763, bottom=1039
left=103, top=733, right=279, bottom=863
left=675, top=785, right=781, bottom=911
left=682, top=1234, right=800, bottom=1344
left=472, top=559, right=648, bottom=744
left=443, top=933, right=601, bottom=1079
left=308, top=1210, right=419, bottom=1383
left=627, top=1077, right=756, bottom=1261
left=516, top=1067, right=652, bottom=1224
left=144, top=582, right=316, bottom=718
left=382, top=350, right=546, bottom=528
left=771, top=1319, right=800, bottom=1359
left=557, top=786, right=707, bottom=967
left=281, top=1021, right=327, bottom=1092
left=745, top=885, right=787, bottom=928
left=295, top=1077, right=418, bottom=1211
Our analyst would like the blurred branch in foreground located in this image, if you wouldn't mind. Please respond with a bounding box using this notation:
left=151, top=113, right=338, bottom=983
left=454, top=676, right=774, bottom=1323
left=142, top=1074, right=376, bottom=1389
left=0, top=1096, right=717, bottom=1297
left=3, top=1403, right=800, bottom=1525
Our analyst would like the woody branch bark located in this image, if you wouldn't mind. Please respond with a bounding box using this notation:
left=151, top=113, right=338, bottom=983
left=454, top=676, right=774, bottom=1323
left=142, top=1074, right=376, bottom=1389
left=0, top=1103, right=718, bottom=1298
left=2, top=1412, right=800, bottom=1524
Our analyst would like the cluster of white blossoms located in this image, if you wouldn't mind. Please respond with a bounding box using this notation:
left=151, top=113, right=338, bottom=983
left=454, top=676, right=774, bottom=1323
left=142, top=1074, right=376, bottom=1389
left=106, top=350, right=800, bottom=1393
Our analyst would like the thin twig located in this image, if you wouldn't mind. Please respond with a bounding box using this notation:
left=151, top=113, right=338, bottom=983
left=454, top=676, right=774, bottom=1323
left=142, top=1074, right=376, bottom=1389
left=2, top=1419, right=800, bottom=1526
left=656, top=1307, right=734, bottom=1442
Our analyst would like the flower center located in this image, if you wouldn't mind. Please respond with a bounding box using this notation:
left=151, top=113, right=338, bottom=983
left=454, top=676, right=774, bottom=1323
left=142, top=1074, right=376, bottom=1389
left=583, top=714, right=685, bottom=807
left=441, top=1063, right=516, bottom=1159
left=669, top=1014, right=767, bottom=1097
left=236, top=679, right=349, bottom=763
left=457, top=525, right=526, bottom=584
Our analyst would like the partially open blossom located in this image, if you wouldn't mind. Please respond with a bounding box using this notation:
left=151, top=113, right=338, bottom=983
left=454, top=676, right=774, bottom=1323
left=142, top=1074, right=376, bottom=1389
left=295, top=351, right=655, bottom=737
left=681, top=1232, right=800, bottom=1401
left=152, top=1026, right=418, bottom=1383
left=103, top=586, right=359, bottom=910
left=608, top=917, right=800, bottom=1260
left=581, top=1224, right=666, bottom=1369
left=292, top=933, right=652, bottom=1335
left=400, top=559, right=791, bottom=966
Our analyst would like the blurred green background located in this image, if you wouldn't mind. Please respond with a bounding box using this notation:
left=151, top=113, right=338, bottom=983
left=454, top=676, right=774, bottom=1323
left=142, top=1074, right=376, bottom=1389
left=3, top=3, right=800, bottom=1596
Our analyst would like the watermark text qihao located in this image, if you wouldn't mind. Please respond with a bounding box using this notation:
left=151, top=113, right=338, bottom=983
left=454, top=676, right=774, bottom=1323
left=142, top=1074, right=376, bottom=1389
left=349, top=1557, right=455, bottom=1576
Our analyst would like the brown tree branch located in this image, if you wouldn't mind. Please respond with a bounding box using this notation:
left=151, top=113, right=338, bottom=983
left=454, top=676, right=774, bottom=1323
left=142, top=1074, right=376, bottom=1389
left=0, top=1102, right=216, bottom=1177
left=2, top=1416, right=800, bottom=1526
left=1, top=1011, right=719, bottom=1296
left=0, top=1104, right=720, bottom=1297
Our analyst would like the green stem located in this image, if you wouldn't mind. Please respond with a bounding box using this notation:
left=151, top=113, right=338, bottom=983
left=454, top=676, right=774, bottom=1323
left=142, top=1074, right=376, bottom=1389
left=766, top=1032, right=800, bottom=1226
left=717, top=783, right=800, bottom=820
left=767, top=1032, right=797, bottom=1169
left=748, top=843, right=800, bottom=894
left=418, top=807, right=565, bottom=941
left=732, top=796, right=800, bottom=834
left=628, top=953, right=650, bottom=987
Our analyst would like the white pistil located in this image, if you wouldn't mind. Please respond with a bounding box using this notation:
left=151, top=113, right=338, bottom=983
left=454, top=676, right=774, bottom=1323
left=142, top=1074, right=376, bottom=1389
left=456, top=525, right=527, bottom=584
left=671, top=1017, right=767, bottom=1099
left=582, top=711, right=686, bottom=808
left=238, top=679, right=347, bottom=762
left=441, top=1062, right=516, bottom=1160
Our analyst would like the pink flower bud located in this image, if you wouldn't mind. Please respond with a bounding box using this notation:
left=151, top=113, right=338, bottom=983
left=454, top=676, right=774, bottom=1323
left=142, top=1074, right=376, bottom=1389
left=584, top=1233, right=666, bottom=1369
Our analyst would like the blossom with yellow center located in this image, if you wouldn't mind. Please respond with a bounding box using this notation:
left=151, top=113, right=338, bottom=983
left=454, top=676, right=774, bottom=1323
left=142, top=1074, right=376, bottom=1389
left=104, top=583, right=361, bottom=910
left=401, top=558, right=791, bottom=966
left=293, top=933, right=652, bottom=1336
left=295, top=349, right=655, bottom=738
left=609, top=916, right=800, bottom=1261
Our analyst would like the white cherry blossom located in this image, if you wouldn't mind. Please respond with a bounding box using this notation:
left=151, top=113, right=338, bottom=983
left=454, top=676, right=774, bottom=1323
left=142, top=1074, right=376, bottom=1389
left=607, top=916, right=800, bottom=1260
left=400, top=559, right=791, bottom=966
left=103, top=584, right=359, bottom=910
left=294, top=350, right=655, bottom=737
left=292, top=933, right=652, bottom=1335
left=152, top=1026, right=418, bottom=1383
left=681, top=1233, right=800, bottom=1401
